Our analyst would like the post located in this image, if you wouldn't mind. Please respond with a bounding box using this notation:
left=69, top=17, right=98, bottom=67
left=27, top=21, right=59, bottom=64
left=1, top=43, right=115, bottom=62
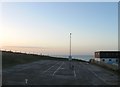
left=69, top=33, right=72, bottom=61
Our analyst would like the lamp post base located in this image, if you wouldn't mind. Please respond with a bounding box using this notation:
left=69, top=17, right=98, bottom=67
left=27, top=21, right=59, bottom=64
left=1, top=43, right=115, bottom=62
left=69, top=56, right=72, bottom=61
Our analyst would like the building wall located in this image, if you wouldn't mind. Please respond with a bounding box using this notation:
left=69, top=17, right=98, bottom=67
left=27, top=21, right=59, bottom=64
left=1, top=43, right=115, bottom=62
left=95, top=58, right=118, bottom=65
left=94, top=58, right=100, bottom=61
left=100, top=58, right=118, bottom=64
left=91, top=59, right=119, bottom=70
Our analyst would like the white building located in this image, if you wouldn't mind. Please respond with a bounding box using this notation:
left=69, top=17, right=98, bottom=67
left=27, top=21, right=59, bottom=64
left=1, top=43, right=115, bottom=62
left=94, top=51, right=119, bottom=65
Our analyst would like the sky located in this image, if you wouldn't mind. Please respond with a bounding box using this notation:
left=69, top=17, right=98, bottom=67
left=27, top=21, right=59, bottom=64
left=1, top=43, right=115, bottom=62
left=1, top=2, right=118, bottom=55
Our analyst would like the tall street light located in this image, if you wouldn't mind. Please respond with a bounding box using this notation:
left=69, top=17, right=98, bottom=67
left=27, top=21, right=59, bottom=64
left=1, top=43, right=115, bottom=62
left=69, top=33, right=72, bottom=61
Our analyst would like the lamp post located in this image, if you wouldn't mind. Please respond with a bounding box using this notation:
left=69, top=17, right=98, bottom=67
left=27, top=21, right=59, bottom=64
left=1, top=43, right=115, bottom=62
left=69, top=33, right=72, bottom=61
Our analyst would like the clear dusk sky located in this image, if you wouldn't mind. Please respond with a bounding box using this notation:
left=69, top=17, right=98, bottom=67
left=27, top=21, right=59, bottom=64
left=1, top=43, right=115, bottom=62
left=1, top=2, right=118, bottom=55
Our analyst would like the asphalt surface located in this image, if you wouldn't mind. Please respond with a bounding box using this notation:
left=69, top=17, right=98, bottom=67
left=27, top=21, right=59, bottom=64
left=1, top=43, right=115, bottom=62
left=2, top=60, right=120, bottom=85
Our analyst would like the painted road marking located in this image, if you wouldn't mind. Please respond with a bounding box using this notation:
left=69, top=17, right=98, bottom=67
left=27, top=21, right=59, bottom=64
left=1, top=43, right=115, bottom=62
left=87, top=68, right=108, bottom=85
left=25, top=79, right=28, bottom=84
left=60, top=68, right=64, bottom=69
left=43, top=61, right=60, bottom=73
left=73, top=69, right=76, bottom=78
left=52, top=62, right=64, bottom=76
left=80, top=62, right=107, bottom=85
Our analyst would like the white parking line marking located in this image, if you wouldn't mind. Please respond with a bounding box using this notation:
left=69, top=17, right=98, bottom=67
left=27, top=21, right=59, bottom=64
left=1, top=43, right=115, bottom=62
left=52, top=62, right=64, bottom=76
left=87, top=68, right=108, bottom=84
left=73, top=70, right=76, bottom=78
left=60, top=68, right=64, bottom=69
left=25, top=79, right=28, bottom=84
left=80, top=62, right=107, bottom=84
left=43, top=61, right=60, bottom=73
